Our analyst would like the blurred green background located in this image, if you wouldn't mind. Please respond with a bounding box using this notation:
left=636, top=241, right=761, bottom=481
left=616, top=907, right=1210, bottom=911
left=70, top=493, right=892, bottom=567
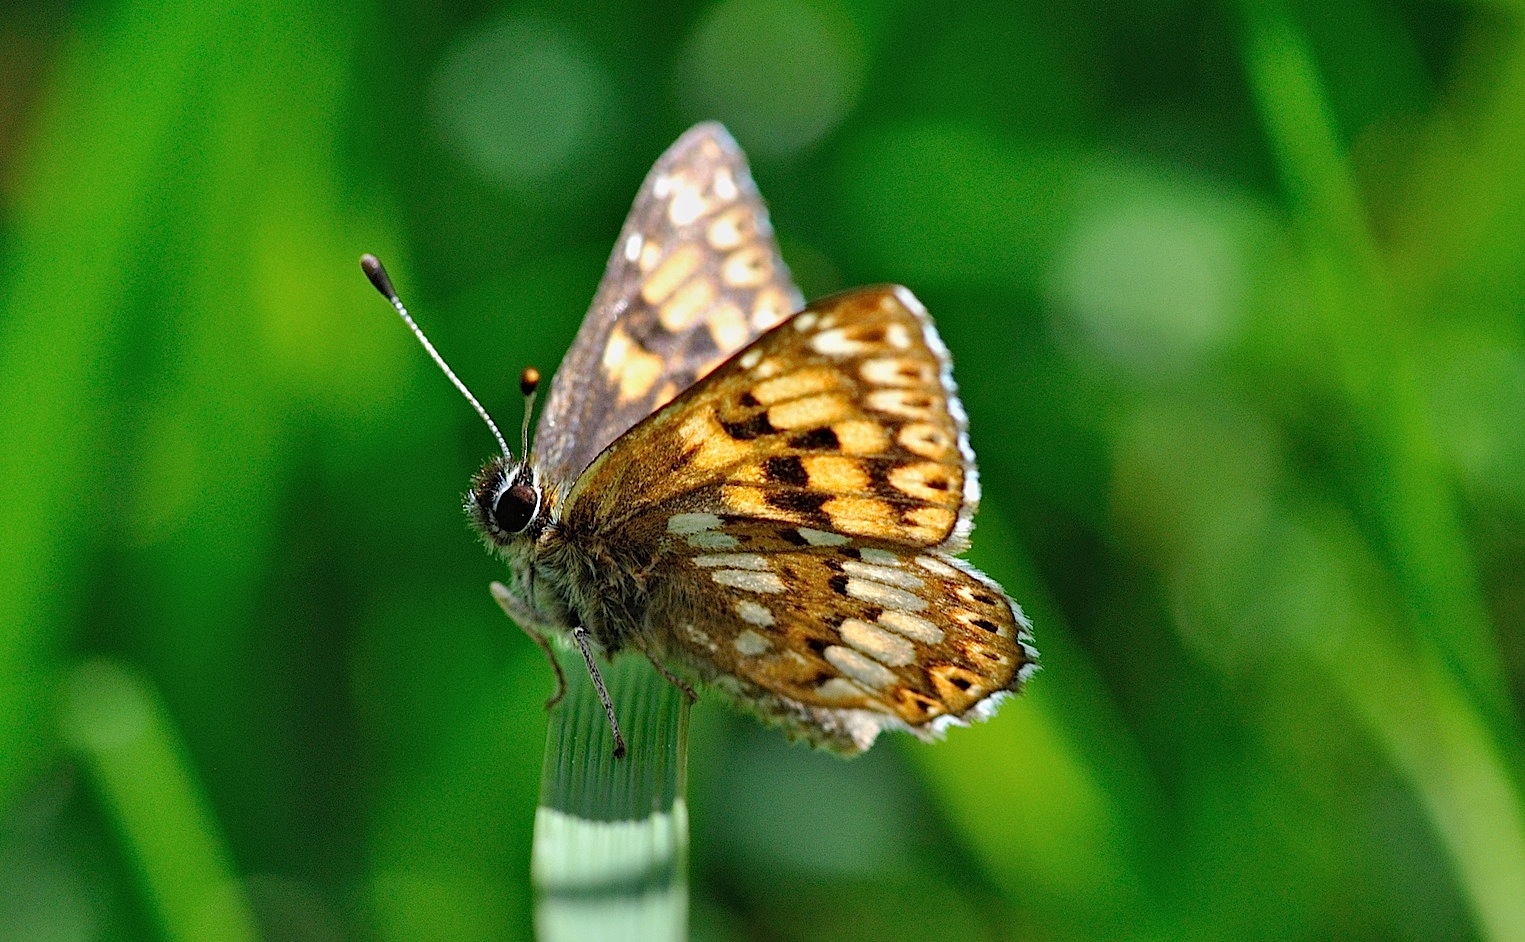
left=2, top=0, right=1523, bottom=939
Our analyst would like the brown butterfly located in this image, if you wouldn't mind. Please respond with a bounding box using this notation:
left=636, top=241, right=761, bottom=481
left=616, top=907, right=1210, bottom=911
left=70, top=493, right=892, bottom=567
left=366, top=123, right=1036, bottom=757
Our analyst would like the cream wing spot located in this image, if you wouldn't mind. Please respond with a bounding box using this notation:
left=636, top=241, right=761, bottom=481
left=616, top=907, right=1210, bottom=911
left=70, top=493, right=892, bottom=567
left=669, top=182, right=706, bottom=225
left=735, top=600, right=775, bottom=627
left=914, top=555, right=958, bottom=577
left=708, top=303, right=750, bottom=351
left=681, top=623, right=717, bottom=652
left=638, top=240, right=662, bottom=273
left=739, top=348, right=763, bottom=370
left=819, top=496, right=897, bottom=538
left=692, top=553, right=769, bottom=570
left=905, top=506, right=956, bottom=539
left=602, top=325, right=631, bottom=370
left=839, top=618, right=916, bottom=667
left=720, top=485, right=771, bottom=516
left=824, top=645, right=897, bottom=690
left=809, top=327, right=872, bottom=357
left=817, top=677, right=867, bottom=700
left=860, top=357, right=935, bottom=387
left=858, top=548, right=900, bottom=566
left=888, top=461, right=957, bottom=502
left=832, top=420, right=891, bottom=454
left=711, top=569, right=785, bottom=593
left=841, top=559, right=924, bottom=589
left=613, top=345, right=664, bottom=403
left=668, top=512, right=722, bottom=535
left=752, top=287, right=794, bottom=328
left=801, top=455, right=870, bottom=492
left=844, top=578, right=929, bottom=612
left=734, top=629, right=771, bottom=656
left=866, top=388, right=938, bottom=420
left=680, top=410, right=751, bottom=470
left=713, top=166, right=738, bottom=200
left=659, top=277, right=717, bottom=331
left=623, top=232, right=643, bottom=262
left=687, top=530, right=739, bottom=550
left=878, top=610, right=944, bottom=644
left=796, top=527, right=849, bottom=547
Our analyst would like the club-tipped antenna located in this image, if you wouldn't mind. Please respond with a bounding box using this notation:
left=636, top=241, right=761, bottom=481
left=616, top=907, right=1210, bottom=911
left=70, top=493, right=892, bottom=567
left=361, top=254, right=513, bottom=460
left=517, top=367, right=540, bottom=461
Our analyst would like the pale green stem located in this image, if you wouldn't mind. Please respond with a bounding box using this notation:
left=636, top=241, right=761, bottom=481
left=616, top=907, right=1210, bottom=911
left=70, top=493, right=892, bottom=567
left=533, top=649, right=690, bottom=941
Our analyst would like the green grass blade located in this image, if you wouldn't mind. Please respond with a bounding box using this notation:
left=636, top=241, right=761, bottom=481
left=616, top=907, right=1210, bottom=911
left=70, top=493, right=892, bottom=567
left=59, top=660, right=260, bottom=942
left=1239, top=0, right=1507, bottom=718
left=1238, top=5, right=1525, bottom=939
left=533, top=649, right=689, bottom=941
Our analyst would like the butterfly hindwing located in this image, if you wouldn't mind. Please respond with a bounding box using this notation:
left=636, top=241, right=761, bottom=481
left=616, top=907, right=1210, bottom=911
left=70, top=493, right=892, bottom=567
left=647, top=521, right=1035, bottom=752
left=531, top=123, right=804, bottom=495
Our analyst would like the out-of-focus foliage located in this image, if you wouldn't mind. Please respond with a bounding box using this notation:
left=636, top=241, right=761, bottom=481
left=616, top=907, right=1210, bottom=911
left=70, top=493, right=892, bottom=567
left=1, top=0, right=1522, bottom=939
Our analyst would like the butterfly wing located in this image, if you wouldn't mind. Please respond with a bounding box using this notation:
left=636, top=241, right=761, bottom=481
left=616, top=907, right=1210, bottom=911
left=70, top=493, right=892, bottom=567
left=650, top=522, right=1036, bottom=752
left=564, top=286, right=977, bottom=552
left=532, top=122, right=803, bottom=493
left=559, top=285, right=1034, bottom=750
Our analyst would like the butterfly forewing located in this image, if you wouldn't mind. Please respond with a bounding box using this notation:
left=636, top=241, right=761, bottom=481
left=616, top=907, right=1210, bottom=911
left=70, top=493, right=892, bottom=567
left=565, top=286, right=975, bottom=552
left=531, top=122, right=804, bottom=494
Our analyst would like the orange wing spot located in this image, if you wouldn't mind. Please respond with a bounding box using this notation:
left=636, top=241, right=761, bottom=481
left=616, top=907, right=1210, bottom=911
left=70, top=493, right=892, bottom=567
left=820, top=496, right=897, bottom=537
left=905, top=505, right=956, bottom=541
left=659, top=276, right=717, bottom=331
left=898, top=422, right=954, bottom=459
left=887, top=461, right=959, bottom=503
left=767, top=394, right=851, bottom=429
left=752, top=367, right=842, bottom=406
left=641, top=243, right=702, bottom=305
left=613, top=344, right=664, bottom=403
left=638, top=240, right=663, bottom=273
left=929, top=663, right=989, bottom=707
left=832, top=420, right=891, bottom=455
left=802, top=454, right=871, bottom=492
left=722, top=245, right=773, bottom=288
left=680, top=410, right=753, bottom=470
left=706, top=206, right=753, bottom=250
left=752, top=287, right=795, bottom=329
left=707, top=303, right=750, bottom=352
left=893, top=688, right=947, bottom=721
left=721, top=484, right=772, bottom=516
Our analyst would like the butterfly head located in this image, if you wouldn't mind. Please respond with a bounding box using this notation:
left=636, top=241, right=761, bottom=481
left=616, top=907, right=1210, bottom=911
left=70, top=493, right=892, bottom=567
left=466, top=365, right=547, bottom=550
left=467, top=455, right=546, bottom=549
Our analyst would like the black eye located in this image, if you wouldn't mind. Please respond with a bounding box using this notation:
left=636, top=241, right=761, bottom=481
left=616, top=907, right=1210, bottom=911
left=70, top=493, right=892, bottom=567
left=492, top=483, right=538, bottom=533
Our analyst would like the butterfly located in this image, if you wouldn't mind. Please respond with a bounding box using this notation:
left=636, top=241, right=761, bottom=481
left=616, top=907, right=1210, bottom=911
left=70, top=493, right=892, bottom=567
left=364, top=122, right=1036, bottom=757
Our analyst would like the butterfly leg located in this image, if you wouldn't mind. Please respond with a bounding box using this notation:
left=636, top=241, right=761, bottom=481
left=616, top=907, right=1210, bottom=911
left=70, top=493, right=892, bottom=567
left=489, top=581, right=567, bottom=709
left=571, top=626, right=628, bottom=759
left=641, top=650, right=699, bottom=704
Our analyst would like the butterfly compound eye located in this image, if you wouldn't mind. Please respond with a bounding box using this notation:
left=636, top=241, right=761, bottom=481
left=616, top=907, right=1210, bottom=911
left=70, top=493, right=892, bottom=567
left=493, top=484, right=538, bottom=533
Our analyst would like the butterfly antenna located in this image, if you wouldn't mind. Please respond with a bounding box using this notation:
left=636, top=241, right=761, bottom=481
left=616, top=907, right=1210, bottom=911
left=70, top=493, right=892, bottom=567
left=518, top=367, right=540, bottom=460
left=361, top=254, right=513, bottom=460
